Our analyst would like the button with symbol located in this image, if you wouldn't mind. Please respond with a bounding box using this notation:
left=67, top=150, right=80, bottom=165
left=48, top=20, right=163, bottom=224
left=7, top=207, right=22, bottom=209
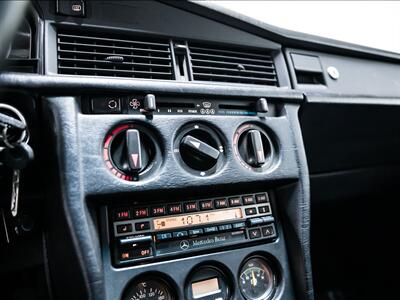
left=135, top=221, right=150, bottom=231
left=173, top=230, right=188, bottom=238
left=262, top=224, right=276, bottom=238
left=248, top=228, right=262, bottom=239
left=116, top=223, right=132, bottom=234
left=91, top=97, right=121, bottom=114
left=127, top=98, right=142, bottom=113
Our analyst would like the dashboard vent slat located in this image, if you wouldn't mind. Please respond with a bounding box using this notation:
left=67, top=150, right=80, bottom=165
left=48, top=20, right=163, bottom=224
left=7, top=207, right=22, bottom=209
left=57, top=29, right=174, bottom=80
left=188, top=43, right=278, bottom=86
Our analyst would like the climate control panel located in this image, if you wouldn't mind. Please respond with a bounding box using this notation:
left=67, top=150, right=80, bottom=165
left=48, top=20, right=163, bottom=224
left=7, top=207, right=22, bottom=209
left=109, top=192, right=277, bottom=267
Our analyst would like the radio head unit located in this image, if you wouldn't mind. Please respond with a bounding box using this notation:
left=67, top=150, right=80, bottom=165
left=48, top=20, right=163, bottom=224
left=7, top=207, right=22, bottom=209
left=109, top=192, right=277, bottom=267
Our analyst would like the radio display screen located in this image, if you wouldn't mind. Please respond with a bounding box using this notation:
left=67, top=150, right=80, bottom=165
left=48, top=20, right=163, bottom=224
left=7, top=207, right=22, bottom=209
left=153, top=208, right=243, bottom=231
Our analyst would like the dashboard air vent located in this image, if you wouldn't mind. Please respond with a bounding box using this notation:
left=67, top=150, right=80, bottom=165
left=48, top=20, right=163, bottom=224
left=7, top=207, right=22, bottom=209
left=57, top=30, right=173, bottom=80
left=188, top=43, right=278, bottom=86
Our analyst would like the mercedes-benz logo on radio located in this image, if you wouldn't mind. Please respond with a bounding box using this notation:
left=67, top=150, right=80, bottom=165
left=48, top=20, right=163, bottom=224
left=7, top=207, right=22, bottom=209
left=180, top=240, right=190, bottom=250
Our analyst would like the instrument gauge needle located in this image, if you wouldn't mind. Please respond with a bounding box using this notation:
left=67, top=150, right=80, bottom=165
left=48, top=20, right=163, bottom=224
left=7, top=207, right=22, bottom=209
left=251, top=270, right=257, bottom=287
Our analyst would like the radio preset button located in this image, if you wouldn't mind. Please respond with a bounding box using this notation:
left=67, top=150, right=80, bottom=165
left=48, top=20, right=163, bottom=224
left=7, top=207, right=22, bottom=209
left=156, top=232, right=173, bottom=241
left=218, top=224, right=233, bottom=232
left=256, top=193, right=269, bottom=203
left=242, top=195, right=256, bottom=205
left=262, top=224, right=276, bottom=238
left=114, top=208, right=132, bottom=221
left=173, top=230, right=189, bottom=238
left=189, top=228, right=204, bottom=236
left=116, top=223, right=133, bottom=234
left=248, top=228, right=262, bottom=239
left=228, top=197, right=242, bottom=207
left=214, top=198, right=228, bottom=208
left=167, top=203, right=183, bottom=214
left=245, top=207, right=257, bottom=216
left=204, top=226, right=218, bottom=233
left=199, top=200, right=213, bottom=210
left=151, top=206, right=166, bottom=216
left=134, top=208, right=149, bottom=218
left=184, top=202, right=198, bottom=213
left=135, top=221, right=150, bottom=231
left=258, top=205, right=271, bottom=214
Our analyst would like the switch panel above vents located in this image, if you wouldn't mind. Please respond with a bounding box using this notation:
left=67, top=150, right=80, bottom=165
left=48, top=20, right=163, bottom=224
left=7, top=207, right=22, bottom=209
left=57, top=29, right=174, bottom=80
left=188, top=43, right=278, bottom=86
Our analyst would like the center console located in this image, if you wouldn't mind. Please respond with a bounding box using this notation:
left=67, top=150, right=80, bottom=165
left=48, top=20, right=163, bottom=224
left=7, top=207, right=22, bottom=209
left=39, top=91, right=307, bottom=300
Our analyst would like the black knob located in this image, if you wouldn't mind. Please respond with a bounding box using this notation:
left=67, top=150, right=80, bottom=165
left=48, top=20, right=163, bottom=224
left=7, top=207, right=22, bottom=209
left=141, top=94, right=156, bottom=114
left=256, top=98, right=269, bottom=113
left=110, top=128, right=154, bottom=175
left=179, top=128, right=221, bottom=172
left=237, top=127, right=273, bottom=168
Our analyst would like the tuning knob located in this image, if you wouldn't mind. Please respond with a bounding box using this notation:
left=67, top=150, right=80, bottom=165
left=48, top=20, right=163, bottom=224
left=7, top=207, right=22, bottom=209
left=103, top=124, right=161, bottom=181
left=234, top=124, right=275, bottom=170
left=175, top=123, right=224, bottom=175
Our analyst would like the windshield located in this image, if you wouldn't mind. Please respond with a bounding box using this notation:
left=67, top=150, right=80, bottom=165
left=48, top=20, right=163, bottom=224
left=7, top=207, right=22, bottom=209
left=207, top=1, right=400, bottom=54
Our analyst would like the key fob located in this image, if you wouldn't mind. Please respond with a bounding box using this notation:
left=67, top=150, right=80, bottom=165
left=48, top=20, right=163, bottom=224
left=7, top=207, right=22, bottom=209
left=1, top=143, right=34, bottom=170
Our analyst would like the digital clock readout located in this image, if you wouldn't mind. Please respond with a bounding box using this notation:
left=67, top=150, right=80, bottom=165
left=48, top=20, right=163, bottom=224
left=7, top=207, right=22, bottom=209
left=153, top=208, right=243, bottom=230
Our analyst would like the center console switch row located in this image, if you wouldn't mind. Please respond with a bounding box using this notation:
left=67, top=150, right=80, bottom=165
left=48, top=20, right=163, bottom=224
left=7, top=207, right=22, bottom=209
left=108, top=192, right=278, bottom=267
left=84, top=94, right=275, bottom=117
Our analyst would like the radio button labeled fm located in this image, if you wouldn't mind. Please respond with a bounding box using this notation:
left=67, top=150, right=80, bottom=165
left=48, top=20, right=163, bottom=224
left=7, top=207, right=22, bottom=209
left=242, top=195, right=256, bottom=205
left=214, top=198, right=228, bottom=208
left=199, top=200, right=213, bottom=210
left=228, top=197, right=242, bottom=207
left=184, top=202, right=198, bottom=212
left=167, top=203, right=183, bottom=214
left=151, top=206, right=166, bottom=216
left=134, top=208, right=149, bottom=218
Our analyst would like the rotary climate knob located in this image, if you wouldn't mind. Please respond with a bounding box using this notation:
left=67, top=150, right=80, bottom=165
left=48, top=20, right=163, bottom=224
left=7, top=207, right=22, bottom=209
left=175, top=123, right=225, bottom=176
left=103, top=124, right=161, bottom=181
left=234, top=123, right=276, bottom=171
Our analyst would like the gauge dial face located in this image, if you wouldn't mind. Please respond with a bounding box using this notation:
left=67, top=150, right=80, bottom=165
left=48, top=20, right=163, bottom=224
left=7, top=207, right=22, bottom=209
left=123, top=278, right=173, bottom=300
left=239, top=257, right=276, bottom=300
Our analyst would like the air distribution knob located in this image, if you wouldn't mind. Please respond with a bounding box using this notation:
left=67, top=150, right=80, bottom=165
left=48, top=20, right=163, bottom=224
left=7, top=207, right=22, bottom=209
left=175, top=123, right=224, bottom=175
left=234, top=123, right=275, bottom=170
left=104, top=124, right=160, bottom=181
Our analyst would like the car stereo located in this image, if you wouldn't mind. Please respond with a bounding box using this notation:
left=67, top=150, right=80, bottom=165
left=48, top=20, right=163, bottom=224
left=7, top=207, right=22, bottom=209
left=109, top=192, right=278, bottom=267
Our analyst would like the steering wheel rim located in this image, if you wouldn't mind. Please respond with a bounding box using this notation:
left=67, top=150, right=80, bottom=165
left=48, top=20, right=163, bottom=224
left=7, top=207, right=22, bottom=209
left=0, top=1, right=29, bottom=64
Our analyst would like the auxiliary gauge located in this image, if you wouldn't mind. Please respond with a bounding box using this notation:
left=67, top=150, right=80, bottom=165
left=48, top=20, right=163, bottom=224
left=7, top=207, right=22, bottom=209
left=122, top=276, right=174, bottom=300
left=239, top=257, right=277, bottom=300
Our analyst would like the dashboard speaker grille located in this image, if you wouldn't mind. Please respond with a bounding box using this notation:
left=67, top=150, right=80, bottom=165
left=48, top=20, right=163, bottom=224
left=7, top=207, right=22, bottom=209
left=188, top=43, right=278, bottom=86
left=57, top=29, right=174, bottom=80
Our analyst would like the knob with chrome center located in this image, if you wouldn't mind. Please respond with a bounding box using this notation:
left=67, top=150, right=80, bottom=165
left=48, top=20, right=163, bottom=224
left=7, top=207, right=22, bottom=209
left=233, top=123, right=276, bottom=171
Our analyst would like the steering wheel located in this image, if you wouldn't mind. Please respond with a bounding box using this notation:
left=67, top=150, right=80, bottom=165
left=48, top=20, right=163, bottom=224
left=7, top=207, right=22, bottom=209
left=0, top=1, right=29, bottom=63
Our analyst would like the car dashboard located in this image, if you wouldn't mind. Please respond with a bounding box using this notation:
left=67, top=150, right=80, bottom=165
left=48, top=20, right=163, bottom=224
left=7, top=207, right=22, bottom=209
left=0, top=1, right=399, bottom=300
